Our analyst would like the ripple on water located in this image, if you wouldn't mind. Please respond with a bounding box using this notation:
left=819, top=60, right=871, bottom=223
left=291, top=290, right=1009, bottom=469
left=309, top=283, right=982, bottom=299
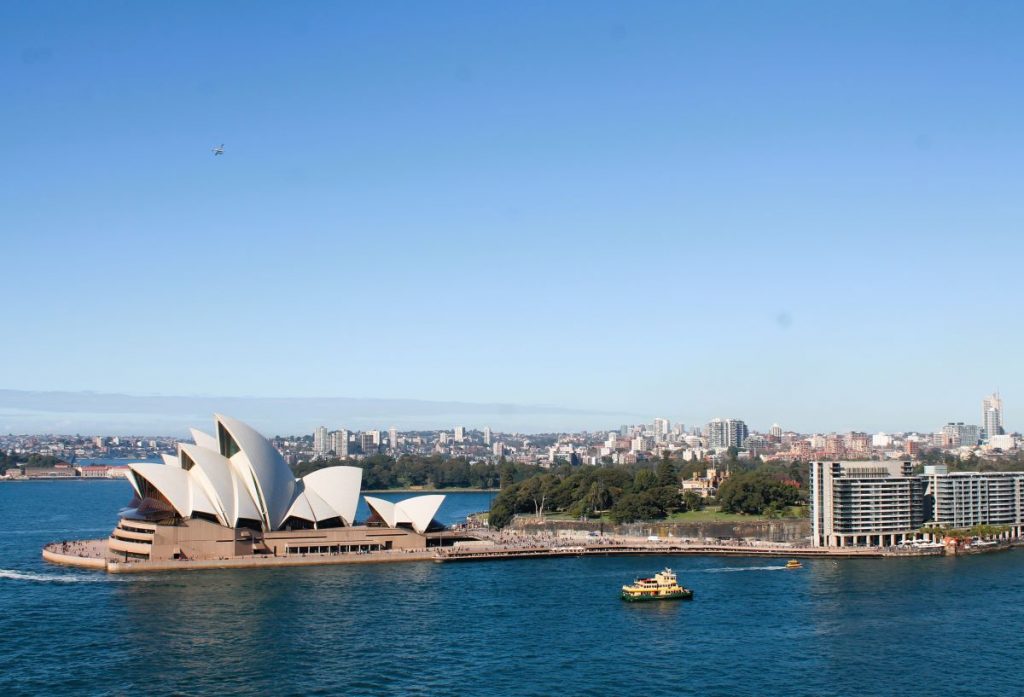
left=3, top=483, right=1024, bottom=696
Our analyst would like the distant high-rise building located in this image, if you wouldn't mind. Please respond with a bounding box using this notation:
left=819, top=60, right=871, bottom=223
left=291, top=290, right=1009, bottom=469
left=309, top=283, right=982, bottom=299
left=704, top=418, right=749, bottom=449
left=360, top=431, right=378, bottom=455
left=388, top=426, right=398, bottom=452
left=769, top=424, right=783, bottom=438
left=314, top=426, right=329, bottom=458
left=439, top=432, right=449, bottom=445
left=454, top=426, right=465, bottom=443
left=483, top=427, right=492, bottom=446
left=983, top=392, right=1004, bottom=438
left=938, top=422, right=981, bottom=448
left=653, top=418, right=671, bottom=439
left=334, top=429, right=350, bottom=457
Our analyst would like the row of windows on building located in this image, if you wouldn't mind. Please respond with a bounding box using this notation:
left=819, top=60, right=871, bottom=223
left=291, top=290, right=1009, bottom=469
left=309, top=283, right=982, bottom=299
left=286, top=542, right=390, bottom=555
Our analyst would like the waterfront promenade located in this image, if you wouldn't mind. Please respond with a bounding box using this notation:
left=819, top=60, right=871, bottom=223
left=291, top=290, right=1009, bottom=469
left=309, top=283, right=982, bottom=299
left=43, top=530, right=946, bottom=573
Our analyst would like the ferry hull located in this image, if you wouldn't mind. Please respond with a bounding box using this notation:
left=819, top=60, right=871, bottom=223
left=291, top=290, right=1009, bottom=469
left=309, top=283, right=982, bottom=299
left=620, top=590, right=694, bottom=602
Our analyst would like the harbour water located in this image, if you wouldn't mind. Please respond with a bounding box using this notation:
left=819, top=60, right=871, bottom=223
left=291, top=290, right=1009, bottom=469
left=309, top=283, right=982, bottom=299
left=2, top=481, right=1023, bottom=696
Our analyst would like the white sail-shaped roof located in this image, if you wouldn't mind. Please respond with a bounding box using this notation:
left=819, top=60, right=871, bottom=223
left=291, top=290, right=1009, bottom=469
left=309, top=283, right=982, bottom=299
left=284, top=488, right=317, bottom=523
left=364, top=496, right=398, bottom=528
left=397, top=495, right=445, bottom=534
left=125, top=466, right=144, bottom=498
left=303, top=487, right=338, bottom=522
left=128, top=462, right=194, bottom=518
left=364, top=494, right=445, bottom=534
left=178, top=443, right=241, bottom=526
left=189, top=481, right=219, bottom=519
left=189, top=428, right=219, bottom=452
left=302, top=466, right=363, bottom=526
left=215, top=414, right=296, bottom=530
left=117, top=415, right=403, bottom=535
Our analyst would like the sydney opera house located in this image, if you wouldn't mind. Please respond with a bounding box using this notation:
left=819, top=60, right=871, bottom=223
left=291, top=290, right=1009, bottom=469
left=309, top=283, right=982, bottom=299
left=107, top=414, right=449, bottom=562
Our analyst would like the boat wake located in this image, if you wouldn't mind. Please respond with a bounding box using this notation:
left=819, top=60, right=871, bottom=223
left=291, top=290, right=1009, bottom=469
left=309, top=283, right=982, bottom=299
left=0, top=568, right=110, bottom=584
left=699, top=565, right=788, bottom=573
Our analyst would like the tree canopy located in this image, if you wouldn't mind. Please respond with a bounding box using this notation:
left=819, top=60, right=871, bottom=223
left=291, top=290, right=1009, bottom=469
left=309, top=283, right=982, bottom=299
left=292, top=454, right=541, bottom=490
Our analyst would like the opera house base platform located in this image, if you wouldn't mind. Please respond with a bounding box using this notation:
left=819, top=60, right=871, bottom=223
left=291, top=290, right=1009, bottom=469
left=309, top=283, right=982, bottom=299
left=43, top=527, right=476, bottom=574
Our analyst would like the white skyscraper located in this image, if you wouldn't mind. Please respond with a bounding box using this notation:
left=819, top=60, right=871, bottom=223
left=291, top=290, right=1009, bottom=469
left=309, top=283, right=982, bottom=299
left=454, top=426, right=465, bottom=443
left=983, top=392, right=1004, bottom=438
left=653, top=418, right=671, bottom=439
left=335, top=429, right=350, bottom=457
left=483, top=427, right=492, bottom=446
left=770, top=424, right=783, bottom=438
left=705, top=418, right=749, bottom=449
left=388, top=426, right=398, bottom=453
left=314, top=426, right=329, bottom=458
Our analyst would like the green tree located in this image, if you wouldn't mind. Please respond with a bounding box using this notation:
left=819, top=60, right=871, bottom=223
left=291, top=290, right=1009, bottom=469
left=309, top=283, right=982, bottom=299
left=656, top=454, right=678, bottom=487
left=609, top=491, right=665, bottom=523
left=682, top=491, right=703, bottom=512
left=717, top=472, right=801, bottom=515
left=632, top=468, right=659, bottom=493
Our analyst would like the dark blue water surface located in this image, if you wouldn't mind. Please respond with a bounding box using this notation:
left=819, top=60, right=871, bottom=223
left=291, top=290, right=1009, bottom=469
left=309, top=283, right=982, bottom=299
left=2, top=481, right=1023, bottom=697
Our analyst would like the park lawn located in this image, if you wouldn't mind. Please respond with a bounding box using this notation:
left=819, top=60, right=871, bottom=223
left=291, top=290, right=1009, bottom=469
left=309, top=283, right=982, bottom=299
left=666, top=508, right=766, bottom=522
left=516, top=506, right=806, bottom=524
left=667, top=505, right=805, bottom=521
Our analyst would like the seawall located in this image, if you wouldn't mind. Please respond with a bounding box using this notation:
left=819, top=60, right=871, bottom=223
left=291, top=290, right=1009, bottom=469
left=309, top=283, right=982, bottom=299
left=510, top=516, right=812, bottom=543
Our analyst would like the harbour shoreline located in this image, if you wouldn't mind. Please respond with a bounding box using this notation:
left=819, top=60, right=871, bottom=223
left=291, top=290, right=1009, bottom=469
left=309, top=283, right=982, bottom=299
left=43, top=534, right=969, bottom=574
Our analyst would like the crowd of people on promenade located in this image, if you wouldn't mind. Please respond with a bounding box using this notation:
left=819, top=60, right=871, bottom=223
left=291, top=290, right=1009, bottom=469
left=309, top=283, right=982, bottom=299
left=52, top=539, right=102, bottom=558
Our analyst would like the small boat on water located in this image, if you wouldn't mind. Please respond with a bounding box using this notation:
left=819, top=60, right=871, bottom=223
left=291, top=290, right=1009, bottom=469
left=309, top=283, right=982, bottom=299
left=785, top=559, right=802, bottom=569
left=621, top=568, right=693, bottom=602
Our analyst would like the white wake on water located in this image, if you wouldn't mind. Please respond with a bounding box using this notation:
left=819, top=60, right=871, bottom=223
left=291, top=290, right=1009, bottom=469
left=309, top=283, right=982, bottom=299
left=699, top=565, right=789, bottom=573
left=0, top=568, right=111, bottom=583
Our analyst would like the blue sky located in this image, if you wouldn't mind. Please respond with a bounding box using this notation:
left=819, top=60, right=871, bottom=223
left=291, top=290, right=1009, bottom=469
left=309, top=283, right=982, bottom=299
left=2, top=2, right=1022, bottom=434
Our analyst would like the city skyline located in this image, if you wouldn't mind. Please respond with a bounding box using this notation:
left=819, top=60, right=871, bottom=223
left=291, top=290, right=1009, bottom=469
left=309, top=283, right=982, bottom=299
left=0, top=387, right=1010, bottom=437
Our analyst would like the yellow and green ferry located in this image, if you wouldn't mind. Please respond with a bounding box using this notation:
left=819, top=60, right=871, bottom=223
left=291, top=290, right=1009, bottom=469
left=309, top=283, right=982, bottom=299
left=621, top=568, right=694, bottom=602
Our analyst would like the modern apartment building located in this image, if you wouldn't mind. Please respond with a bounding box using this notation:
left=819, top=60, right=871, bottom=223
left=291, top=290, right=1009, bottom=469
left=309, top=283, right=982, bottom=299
left=922, top=465, right=1024, bottom=531
left=314, top=426, right=329, bottom=458
left=653, top=418, right=671, bottom=439
left=705, top=418, right=749, bottom=449
left=937, top=422, right=981, bottom=448
left=360, top=431, right=379, bottom=455
left=983, top=392, right=1004, bottom=438
left=335, top=429, right=350, bottom=457
left=810, top=461, right=924, bottom=547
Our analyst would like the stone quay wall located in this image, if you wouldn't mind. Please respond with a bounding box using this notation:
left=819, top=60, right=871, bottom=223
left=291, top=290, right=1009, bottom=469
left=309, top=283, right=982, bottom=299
left=509, top=516, right=812, bottom=543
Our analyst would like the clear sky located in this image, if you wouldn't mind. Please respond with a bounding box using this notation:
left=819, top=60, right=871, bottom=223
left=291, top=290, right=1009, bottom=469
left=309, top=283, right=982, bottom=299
left=2, top=1, right=1022, bottom=434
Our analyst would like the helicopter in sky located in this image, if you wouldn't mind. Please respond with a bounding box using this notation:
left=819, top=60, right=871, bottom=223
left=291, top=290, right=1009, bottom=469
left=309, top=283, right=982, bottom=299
left=211, top=144, right=224, bottom=156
